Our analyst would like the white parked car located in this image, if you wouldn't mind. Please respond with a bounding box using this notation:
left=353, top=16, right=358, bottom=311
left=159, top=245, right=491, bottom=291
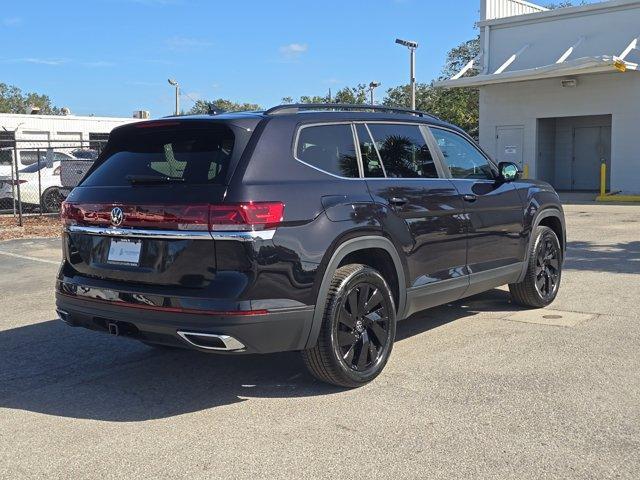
left=0, top=160, right=64, bottom=213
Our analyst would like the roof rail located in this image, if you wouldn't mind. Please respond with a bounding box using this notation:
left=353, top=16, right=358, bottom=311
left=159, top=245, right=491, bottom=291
left=264, top=103, right=439, bottom=120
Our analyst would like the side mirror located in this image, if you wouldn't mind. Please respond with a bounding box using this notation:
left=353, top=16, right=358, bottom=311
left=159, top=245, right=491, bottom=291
left=498, top=162, right=520, bottom=182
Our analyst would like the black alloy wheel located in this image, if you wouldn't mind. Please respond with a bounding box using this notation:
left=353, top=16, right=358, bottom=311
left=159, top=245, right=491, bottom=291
left=509, top=226, right=562, bottom=308
left=336, top=282, right=391, bottom=373
left=42, top=187, right=63, bottom=213
left=303, top=264, right=396, bottom=388
left=534, top=234, right=561, bottom=300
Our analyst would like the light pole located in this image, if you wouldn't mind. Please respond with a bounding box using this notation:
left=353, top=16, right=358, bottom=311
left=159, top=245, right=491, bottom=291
left=395, top=38, right=419, bottom=110
left=368, top=81, right=381, bottom=105
left=168, top=78, right=179, bottom=115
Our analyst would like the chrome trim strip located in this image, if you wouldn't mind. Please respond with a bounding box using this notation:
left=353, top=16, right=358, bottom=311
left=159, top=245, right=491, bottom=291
left=210, top=229, right=276, bottom=241
left=65, top=225, right=275, bottom=241
left=177, top=331, right=246, bottom=351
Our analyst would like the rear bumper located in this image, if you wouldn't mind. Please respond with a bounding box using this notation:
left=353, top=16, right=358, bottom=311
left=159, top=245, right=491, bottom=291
left=56, top=292, right=315, bottom=354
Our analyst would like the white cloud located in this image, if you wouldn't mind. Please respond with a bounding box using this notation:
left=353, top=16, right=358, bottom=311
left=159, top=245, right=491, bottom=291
left=129, top=0, right=181, bottom=5
left=2, top=17, right=22, bottom=27
left=83, top=61, right=116, bottom=68
left=15, top=58, right=68, bottom=66
left=279, top=43, right=308, bottom=59
left=166, top=36, right=212, bottom=51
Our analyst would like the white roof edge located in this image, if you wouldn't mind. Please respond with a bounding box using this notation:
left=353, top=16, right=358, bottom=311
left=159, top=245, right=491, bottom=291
left=0, top=113, right=138, bottom=122
left=435, top=56, right=638, bottom=88
left=478, top=0, right=640, bottom=28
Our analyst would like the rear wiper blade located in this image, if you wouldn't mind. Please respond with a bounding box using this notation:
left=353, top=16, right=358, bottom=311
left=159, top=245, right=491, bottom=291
left=126, top=175, right=185, bottom=185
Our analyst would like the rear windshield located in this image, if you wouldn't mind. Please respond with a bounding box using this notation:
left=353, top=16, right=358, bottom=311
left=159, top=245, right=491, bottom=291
left=81, top=124, right=235, bottom=186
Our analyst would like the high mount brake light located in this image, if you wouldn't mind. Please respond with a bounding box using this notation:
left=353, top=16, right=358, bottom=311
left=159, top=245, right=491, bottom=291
left=134, top=121, right=182, bottom=129
left=61, top=201, right=285, bottom=231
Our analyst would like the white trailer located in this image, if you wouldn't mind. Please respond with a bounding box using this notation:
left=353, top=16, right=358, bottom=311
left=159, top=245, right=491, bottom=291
left=0, top=113, right=140, bottom=176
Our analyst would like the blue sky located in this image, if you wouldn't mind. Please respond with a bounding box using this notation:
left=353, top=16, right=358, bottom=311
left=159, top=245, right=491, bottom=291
left=1, top=0, right=601, bottom=118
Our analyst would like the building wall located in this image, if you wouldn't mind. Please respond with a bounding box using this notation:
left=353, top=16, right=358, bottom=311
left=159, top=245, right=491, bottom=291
left=481, top=0, right=547, bottom=20
left=479, top=71, right=640, bottom=193
left=482, top=1, right=640, bottom=74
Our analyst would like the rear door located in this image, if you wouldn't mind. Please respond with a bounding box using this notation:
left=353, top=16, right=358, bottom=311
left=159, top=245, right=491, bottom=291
left=428, top=127, right=526, bottom=295
left=63, top=120, right=248, bottom=289
left=360, top=122, right=468, bottom=311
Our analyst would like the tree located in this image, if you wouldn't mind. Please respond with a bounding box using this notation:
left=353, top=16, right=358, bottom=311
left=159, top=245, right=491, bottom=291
left=383, top=36, right=480, bottom=138
left=545, top=1, right=585, bottom=8
left=188, top=98, right=261, bottom=114
left=333, top=84, right=368, bottom=104
left=0, top=83, right=60, bottom=114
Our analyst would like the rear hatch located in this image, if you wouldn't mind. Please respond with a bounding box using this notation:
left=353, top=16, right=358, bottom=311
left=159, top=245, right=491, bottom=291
left=62, top=117, right=260, bottom=288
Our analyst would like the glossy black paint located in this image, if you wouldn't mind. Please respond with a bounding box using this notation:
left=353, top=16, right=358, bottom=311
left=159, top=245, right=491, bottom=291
left=57, top=110, right=566, bottom=354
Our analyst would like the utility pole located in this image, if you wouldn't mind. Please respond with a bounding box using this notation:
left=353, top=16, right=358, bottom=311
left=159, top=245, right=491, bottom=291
left=168, top=79, right=179, bottom=115
left=395, top=38, right=419, bottom=110
left=368, top=81, right=381, bottom=105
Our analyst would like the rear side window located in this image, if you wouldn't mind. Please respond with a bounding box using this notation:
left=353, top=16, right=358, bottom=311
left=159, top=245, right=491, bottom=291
left=356, top=124, right=384, bottom=178
left=296, top=124, right=359, bottom=178
left=82, top=125, right=234, bottom=186
left=367, top=124, right=438, bottom=178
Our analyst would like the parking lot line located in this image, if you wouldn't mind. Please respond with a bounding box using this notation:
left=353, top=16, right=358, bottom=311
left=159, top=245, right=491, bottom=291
left=0, top=250, right=59, bottom=265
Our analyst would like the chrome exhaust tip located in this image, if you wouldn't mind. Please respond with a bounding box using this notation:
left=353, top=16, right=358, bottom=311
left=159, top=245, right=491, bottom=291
left=177, top=331, right=245, bottom=351
left=57, top=309, right=73, bottom=326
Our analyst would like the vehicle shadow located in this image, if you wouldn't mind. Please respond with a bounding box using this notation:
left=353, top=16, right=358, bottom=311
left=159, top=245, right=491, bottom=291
left=565, top=240, right=640, bottom=275
left=0, top=289, right=515, bottom=422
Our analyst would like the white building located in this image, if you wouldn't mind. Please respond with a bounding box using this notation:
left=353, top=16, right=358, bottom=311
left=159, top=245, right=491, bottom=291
left=438, top=0, right=640, bottom=194
left=0, top=113, right=140, bottom=174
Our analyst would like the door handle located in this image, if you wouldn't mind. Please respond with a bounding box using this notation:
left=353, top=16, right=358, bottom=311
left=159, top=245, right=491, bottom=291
left=462, top=194, right=477, bottom=203
left=389, top=197, right=408, bottom=207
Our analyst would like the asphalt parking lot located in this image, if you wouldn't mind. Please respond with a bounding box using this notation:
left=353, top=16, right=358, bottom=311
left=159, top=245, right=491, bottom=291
left=0, top=203, right=638, bottom=479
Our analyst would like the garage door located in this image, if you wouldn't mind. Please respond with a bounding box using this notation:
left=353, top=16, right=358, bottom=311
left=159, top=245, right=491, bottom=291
left=572, top=126, right=611, bottom=191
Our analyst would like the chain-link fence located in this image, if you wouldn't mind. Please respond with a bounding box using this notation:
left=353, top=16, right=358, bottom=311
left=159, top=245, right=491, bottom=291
left=0, top=139, right=107, bottom=225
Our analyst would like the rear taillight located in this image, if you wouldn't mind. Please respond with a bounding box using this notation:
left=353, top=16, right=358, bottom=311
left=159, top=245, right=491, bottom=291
left=209, top=202, right=284, bottom=231
left=61, top=201, right=285, bottom=232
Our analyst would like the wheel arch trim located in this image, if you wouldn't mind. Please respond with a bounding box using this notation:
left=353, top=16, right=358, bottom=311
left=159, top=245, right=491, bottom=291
left=303, top=235, right=407, bottom=350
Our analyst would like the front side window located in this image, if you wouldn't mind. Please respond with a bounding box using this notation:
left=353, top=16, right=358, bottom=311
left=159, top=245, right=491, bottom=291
left=296, top=124, right=359, bottom=178
left=367, top=124, right=438, bottom=179
left=430, top=128, right=495, bottom=180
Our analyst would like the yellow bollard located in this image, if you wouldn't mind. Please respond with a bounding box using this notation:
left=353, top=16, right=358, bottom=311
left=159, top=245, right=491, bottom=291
left=523, top=164, right=529, bottom=179
left=600, top=163, right=607, bottom=197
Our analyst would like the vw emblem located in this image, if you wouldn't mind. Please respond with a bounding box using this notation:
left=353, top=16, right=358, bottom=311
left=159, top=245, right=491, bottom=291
left=110, top=207, right=124, bottom=227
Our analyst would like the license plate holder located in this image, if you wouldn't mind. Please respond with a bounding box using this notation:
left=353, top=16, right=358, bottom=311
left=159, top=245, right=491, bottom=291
left=107, top=239, right=142, bottom=266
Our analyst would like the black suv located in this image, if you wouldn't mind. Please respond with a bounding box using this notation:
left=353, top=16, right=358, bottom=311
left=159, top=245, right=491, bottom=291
left=56, top=104, right=565, bottom=387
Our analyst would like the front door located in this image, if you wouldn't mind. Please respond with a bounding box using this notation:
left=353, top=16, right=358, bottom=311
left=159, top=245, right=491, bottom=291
left=572, top=126, right=611, bottom=191
left=496, top=126, right=524, bottom=170
left=429, top=127, right=526, bottom=295
left=359, top=123, right=468, bottom=312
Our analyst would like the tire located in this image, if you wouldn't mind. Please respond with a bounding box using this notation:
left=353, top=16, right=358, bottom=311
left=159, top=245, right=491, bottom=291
left=302, top=264, right=396, bottom=388
left=41, top=187, right=63, bottom=213
left=509, top=226, right=562, bottom=308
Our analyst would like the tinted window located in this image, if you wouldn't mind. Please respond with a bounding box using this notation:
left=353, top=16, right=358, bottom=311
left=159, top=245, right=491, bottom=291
left=430, top=128, right=495, bottom=180
left=82, top=125, right=234, bottom=186
left=19, top=151, right=46, bottom=166
left=367, top=124, right=438, bottom=178
left=296, top=124, right=359, bottom=178
left=356, top=124, right=384, bottom=178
